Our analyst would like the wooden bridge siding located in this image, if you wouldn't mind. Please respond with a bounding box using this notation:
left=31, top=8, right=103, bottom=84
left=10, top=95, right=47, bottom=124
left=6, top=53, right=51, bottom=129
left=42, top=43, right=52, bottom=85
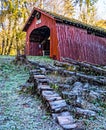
left=25, top=13, right=59, bottom=59
left=56, top=23, right=106, bottom=65
left=29, top=42, right=42, bottom=56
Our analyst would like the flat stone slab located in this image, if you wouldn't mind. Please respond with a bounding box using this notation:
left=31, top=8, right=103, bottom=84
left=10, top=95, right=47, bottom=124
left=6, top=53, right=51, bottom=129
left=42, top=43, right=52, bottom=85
left=42, top=90, right=61, bottom=102
left=57, top=116, right=74, bottom=125
left=49, top=100, right=67, bottom=112
left=37, top=85, right=53, bottom=94
left=62, top=91, right=77, bottom=100
left=58, top=84, right=71, bottom=90
left=75, top=107, right=96, bottom=118
left=52, top=111, right=71, bottom=120
left=44, top=96, right=62, bottom=102
left=37, top=85, right=53, bottom=90
left=42, top=91, right=59, bottom=97
left=36, top=78, right=49, bottom=84
left=57, top=115, right=77, bottom=130
left=34, top=75, right=46, bottom=79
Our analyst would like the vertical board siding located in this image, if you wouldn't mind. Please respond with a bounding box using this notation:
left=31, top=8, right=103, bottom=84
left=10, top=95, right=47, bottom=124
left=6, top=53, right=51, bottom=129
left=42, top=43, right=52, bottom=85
left=56, top=23, right=106, bottom=65
left=30, top=42, right=42, bottom=56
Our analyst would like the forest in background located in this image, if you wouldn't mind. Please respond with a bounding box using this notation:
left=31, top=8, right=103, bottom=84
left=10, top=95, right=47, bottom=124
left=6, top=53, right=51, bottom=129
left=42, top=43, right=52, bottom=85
left=0, top=0, right=106, bottom=55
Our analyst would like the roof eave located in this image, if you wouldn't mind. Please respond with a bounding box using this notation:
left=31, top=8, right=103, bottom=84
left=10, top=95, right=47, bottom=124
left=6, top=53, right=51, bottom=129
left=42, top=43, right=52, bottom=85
left=23, top=7, right=54, bottom=32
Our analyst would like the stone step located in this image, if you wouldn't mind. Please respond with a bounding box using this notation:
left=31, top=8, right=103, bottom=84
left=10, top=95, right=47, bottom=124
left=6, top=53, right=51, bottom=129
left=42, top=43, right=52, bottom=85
left=57, top=115, right=74, bottom=125
left=33, top=74, right=46, bottom=79
left=30, top=69, right=41, bottom=74
left=52, top=111, right=72, bottom=121
left=57, top=116, right=85, bottom=130
left=44, top=96, right=62, bottom=102
left=29, top=69, right=85, bottom=130
left=36, top=78, right=49, bottom=85
left=42, top=90, right=60, bottom=97
left=37, top=84, right=53, bottom=94
left=49, top=100, right=68, bottom=113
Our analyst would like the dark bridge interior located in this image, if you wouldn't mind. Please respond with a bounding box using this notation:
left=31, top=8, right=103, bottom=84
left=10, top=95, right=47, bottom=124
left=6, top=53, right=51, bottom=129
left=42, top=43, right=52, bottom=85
left=30, top=26, right=50, bottom=56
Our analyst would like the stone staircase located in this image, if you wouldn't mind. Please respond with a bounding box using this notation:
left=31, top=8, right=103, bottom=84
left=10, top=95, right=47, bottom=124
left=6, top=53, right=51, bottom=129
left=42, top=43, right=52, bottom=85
left=26, top=69, right=85, bottom=130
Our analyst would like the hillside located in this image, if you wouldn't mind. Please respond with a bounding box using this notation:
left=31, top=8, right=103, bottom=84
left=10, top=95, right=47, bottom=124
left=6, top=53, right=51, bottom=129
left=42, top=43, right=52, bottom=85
left=0, top=56, right=106, bottom=130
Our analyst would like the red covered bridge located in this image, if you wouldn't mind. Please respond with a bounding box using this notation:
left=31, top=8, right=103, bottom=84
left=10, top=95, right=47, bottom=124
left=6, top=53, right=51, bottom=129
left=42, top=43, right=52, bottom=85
left=23, top=8, right=106, bottom=65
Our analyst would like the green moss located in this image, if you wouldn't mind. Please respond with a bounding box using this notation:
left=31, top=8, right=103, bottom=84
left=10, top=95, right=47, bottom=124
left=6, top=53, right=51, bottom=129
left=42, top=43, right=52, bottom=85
left=50, top=83, right=59, bottom=91
left=27, top=56, right=53, bottom=64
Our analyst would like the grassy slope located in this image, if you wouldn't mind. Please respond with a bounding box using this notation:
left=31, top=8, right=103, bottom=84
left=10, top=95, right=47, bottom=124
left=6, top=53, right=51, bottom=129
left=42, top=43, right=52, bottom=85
left=0, top=56, right=106, bottom=130
left=0, top=56, right=62, bottom=130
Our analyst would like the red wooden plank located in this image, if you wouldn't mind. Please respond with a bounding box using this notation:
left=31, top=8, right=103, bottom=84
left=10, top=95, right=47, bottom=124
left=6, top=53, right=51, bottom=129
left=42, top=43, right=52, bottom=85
left=29, top=42, right=42, bottom=56
left=56, top=23, right=106, bottom=65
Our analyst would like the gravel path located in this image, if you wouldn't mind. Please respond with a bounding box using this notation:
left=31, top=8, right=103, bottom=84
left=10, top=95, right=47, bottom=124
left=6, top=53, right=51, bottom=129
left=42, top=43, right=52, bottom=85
left=0, top=58, right=62, bottom=130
